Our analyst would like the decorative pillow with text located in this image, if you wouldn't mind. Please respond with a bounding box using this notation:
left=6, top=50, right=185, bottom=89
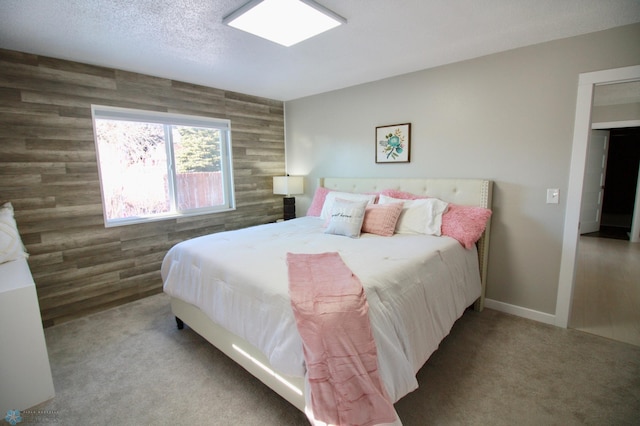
left=320, top=191, right=377, bottom=221
left=324, top=198, right=368, bottom=238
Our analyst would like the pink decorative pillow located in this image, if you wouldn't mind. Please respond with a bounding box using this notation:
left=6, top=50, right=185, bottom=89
left=441, top=204, right=492, bottom=249
left=379, top=189, right=425, bottom=200
left=361, top=202, right=404, bottom=237
left=306, top=187, right=333, bottom=217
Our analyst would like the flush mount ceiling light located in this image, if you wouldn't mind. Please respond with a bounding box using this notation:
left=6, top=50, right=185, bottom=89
left=223, top=0, right=346, bottom=47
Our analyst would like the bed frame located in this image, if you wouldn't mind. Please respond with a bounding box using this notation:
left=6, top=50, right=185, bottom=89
left=169, top=177, right=493, bottom=413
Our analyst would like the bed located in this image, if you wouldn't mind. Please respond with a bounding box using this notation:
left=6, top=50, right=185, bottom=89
left=161, top=177, right=492, bottom=422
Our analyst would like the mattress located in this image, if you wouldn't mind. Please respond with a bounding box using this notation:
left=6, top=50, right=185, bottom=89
left=161, top=216, right=481, bottom=402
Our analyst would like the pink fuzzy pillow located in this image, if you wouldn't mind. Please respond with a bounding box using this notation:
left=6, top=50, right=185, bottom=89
left=361, top=202, right=404, bottom=237
left=379, top=189, right=492, bottom=248
left=441, top=204, right=492, bottom=249
left=306, top=187, right=333, bottom=216
left=379, top=189, right=425, bottom=200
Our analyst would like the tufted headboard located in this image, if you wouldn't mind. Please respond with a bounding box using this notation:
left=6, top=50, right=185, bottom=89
left=320, top=177, right=493, bottom=311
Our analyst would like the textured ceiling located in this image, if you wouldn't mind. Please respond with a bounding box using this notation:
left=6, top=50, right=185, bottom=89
left=1, top=0, right=639, bottom=101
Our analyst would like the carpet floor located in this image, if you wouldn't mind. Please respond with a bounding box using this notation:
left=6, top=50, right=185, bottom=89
left=31, top=293, right=640, bottom=425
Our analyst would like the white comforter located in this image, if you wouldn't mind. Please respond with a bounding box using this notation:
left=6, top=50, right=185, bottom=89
left=161, top=216, right=481, bottom=402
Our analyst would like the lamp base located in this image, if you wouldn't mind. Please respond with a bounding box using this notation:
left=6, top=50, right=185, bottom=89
left=283, top=196, right=296, bottom=220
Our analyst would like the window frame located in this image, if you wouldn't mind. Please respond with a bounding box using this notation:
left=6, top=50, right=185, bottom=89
left=91, top=105, right=235, bottom=227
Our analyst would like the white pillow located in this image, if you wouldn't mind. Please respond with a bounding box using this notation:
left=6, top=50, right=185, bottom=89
left=324, top=198, right=368, bottom=238
left=0, top=202, right=28, bottom=264
left=320, top=191, right=377, bottom=220
left=378, top=194, right=449, bottom=235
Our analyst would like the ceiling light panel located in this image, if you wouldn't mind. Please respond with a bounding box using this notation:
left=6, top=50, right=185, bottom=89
left=223, top=0, right=346, bottom=47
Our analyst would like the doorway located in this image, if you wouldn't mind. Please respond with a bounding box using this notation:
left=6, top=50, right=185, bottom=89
left=561, top=70, right=640, bottom=346
left=581, top=127, right=640, bottom=241
left=556, top=65, right=640, bottom=330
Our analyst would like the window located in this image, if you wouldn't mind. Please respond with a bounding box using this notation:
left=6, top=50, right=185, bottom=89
left=91, top=106, right=235, bottom=227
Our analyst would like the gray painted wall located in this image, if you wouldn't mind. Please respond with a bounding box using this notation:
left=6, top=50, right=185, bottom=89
left=284, top=23, right=640, bottom=316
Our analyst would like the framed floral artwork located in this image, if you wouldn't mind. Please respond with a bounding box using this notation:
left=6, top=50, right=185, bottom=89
left=375, top=123, right=411, bottom=163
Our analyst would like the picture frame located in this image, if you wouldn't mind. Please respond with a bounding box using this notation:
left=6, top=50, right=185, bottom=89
left=375, top=123, right=411, bottom=163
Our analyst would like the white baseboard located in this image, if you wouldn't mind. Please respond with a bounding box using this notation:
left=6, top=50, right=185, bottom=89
left=484, top=298, right=556, bottom=326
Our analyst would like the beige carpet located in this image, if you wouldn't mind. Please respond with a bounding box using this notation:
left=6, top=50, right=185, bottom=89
left=31, top=293, right=640, bottom=425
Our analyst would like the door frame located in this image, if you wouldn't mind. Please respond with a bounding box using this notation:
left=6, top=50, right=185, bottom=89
left=555, top=65, right=640, bottom=328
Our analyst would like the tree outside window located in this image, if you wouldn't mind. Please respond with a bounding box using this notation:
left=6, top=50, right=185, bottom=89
left=92, top=106, right=234, bottom=227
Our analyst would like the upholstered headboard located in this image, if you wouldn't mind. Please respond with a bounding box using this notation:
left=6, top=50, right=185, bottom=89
left=320, top=177, right=493, bottom=311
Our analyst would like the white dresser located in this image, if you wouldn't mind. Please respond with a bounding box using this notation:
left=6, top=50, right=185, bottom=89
left=0, top=258, right=55, bottom=413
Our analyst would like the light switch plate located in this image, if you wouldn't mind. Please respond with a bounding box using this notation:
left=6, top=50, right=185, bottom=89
left=546, top=188, right=559, bottom=204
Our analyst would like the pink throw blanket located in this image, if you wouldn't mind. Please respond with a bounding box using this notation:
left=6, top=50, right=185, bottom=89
left=287, top=252, right=397, bottom=426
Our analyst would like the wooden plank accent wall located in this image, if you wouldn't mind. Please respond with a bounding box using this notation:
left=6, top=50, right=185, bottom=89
left=0, top=48, right=286, bottom=327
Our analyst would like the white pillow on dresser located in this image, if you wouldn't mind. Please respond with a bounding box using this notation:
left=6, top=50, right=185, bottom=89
left=378, top=194, right=449, bottom=235
left=320, top=191, right=377, bottom=220
left=0, top=202, right=29, bottom=264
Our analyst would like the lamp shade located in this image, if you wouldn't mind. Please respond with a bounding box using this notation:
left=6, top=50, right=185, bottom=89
left=273, top=176, right=304, bottom=195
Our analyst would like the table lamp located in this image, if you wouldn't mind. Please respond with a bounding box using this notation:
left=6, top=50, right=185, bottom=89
left=273, top=175, right=304, bottom=220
